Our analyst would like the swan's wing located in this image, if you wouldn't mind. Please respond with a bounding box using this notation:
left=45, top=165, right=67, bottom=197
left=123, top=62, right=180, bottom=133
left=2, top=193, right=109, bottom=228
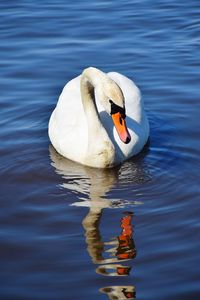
left=49, top=75, right=88, bottom=160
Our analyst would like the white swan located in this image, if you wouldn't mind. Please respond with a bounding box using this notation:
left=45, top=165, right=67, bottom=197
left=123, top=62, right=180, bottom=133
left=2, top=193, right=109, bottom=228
left=48, top=67, right=149, bottom=168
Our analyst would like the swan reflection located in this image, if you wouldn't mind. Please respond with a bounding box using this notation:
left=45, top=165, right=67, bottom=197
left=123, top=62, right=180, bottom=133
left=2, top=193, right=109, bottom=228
left=85, top=211, right=137, bottom=299
left=50, top=145, right=149, bottom=299
left=100, top=286, right=136, bottom=300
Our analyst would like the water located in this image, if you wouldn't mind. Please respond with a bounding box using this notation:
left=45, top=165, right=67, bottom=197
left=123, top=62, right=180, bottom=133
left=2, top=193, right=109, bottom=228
left=0, top=1, right=200, bottom=299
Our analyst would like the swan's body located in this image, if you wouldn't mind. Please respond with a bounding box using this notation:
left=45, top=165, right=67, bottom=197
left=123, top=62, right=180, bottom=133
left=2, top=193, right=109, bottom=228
left=48, top=67, right=149, bottom=168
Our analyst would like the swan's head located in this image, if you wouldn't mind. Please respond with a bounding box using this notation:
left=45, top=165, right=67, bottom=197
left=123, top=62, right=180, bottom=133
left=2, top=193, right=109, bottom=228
left=97, top=79, right=131, bottom=144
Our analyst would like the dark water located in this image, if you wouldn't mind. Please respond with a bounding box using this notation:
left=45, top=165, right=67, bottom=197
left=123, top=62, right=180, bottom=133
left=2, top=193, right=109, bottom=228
left=0, top=1, right=200, bottom=299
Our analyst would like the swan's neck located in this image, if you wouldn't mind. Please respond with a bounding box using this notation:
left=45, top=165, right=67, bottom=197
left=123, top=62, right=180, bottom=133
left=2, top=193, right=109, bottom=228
left=80, top=67, right=110, bottom=138
left=80, top=69, right=101, bottom=134
left=80, top=68, right=115, bottom=168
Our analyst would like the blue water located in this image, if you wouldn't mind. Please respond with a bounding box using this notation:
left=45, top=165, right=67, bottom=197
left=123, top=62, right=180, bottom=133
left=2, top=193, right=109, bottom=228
left=0, top=1, right=200, bottom=299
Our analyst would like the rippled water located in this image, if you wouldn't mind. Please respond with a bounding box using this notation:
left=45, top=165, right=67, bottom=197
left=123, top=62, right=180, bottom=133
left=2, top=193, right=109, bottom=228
left=0, top=1, right=200, bottom=299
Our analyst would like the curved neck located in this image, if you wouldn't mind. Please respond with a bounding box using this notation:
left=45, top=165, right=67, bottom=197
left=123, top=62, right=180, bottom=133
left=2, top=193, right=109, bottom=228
left=80, top=68, right=106, bottom=138
left=80, top=67, right=116, bottom=167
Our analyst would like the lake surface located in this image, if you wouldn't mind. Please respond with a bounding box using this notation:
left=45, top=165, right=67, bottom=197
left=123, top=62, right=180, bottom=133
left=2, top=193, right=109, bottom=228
left=0, top=1, right=200, bottom=299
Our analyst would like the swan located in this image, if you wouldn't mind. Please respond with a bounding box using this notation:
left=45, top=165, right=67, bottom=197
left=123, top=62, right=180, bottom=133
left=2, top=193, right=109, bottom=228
left=48, top=67, right=149, bottom=168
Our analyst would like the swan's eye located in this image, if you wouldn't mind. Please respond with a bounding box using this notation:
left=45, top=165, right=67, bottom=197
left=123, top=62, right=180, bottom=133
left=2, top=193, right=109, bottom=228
left=109, top=99, right=126, bottom=119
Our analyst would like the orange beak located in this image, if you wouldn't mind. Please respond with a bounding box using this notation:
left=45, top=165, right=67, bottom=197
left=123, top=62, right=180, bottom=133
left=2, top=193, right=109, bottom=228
left=111, top=112, right=131, bottom=144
